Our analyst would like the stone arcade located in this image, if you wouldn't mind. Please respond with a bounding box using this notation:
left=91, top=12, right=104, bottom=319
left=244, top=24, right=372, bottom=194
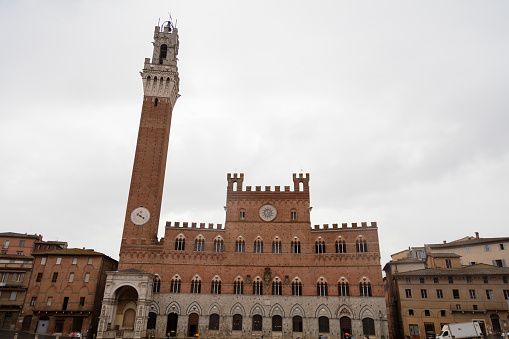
left=97, top=22, right=388, bottom=339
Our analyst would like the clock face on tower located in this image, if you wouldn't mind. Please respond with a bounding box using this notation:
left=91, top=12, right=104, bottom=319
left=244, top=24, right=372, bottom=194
left=259, top=204, right=277, bottom=222
left=130, top=207, right=150, bottom=226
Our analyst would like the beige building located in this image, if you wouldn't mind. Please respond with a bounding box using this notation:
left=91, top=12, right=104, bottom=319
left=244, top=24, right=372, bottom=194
left=384, top=249, right=509, bottom=339
left=0, top=254, right=33, bottom=330
left=426, top=232, right=509, bottom=267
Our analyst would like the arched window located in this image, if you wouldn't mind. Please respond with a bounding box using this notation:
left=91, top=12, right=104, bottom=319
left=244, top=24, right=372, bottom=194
left=239, top=209, right=245, bottom=220
left=233, top=277, right=243, bottom=295
left=315, top=239, right=326, bottom=254
left=336, top=238, right=346, bottom=253
left=317, top=279, right=328, bottom=296
left=359, top=280, right=372, bottom=297
left=159, top=44, right=167, bottom=64
left=170, top=275, right=181, bottom=293
left=272, top=278, right=282, bottom=295
left=254, top=239, right=263, bottom=253
left=272, top=238, right=282, bottom=253
left=272, top=315, right=282, bottom=331
left=290, top=210, right=297, bottom=220
left=152, top=275, right=161, bottom=293
left=154, top=98, right=158, bottom=107
left=293, top=315, right=303, bottom=332
left=175, top=235, right=185, bottom=251
left=356, top=238, right=367, bottom=253
left=362, top=318, right=375, bottom=336
left=252, top=314, right=262, bottom=331
left=191, top=276, right=201, bottom=294
left=232, top=314, right=242, bottom=331
left=194, top=236, right=204, bottom=252
left=292, top=278, right=302, bottom=296
left=338, top=278, right=350, bottom=296
left=211, top=276, right=221, bottom=294
left=253, top=277, right=263, bottom=295
left=291, top=239, right=301, bottom=254
left=235, top=238, right=245, bottom=253
left=318, top=316, right=329, bottom=333
left=213, top=237, right=223, bottom=252
left=209, top=314, right=219, bottom=330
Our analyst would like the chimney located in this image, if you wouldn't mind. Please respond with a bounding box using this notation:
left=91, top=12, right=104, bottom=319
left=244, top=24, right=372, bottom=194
left=443, top=240, right=446, bottom=244
left=475, top=232, right=479, bottom=239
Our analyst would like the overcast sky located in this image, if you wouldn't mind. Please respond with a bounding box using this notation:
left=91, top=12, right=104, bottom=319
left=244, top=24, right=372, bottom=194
left=1, top=1, right=508, bottom=266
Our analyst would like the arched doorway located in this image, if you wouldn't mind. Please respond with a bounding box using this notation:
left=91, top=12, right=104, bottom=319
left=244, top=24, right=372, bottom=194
left=188, top=313, right=199, bottom=337
left=22, top=316, right=32, bottom=331
left=491, top=314, right=502, bottom=333
left=340, top=316, right=352, bottom=339
left=114, top=286, right=139, bottom=331
left=167, top=313, right=178, bottom=337
left=147, top=312, right=157, bottom=338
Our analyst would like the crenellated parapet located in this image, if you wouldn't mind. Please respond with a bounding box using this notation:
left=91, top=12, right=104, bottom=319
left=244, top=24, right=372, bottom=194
left=311, top=222, right=378, bottom=230
left=227, top=173, right=310, bottom=193
left=165, top=221, right=224, bottom=230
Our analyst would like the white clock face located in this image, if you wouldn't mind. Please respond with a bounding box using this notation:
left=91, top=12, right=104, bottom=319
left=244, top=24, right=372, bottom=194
left=259, top=204, right=277, bottom=222
left=131, top=207, right=150, bottom=226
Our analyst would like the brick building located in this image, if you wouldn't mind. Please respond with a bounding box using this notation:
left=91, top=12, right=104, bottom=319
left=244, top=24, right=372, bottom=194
left=0, top=233, right=42, bottom=256
left=18, top=248, right=117, bottom=336
left=97, top=22, right=388, bottom=339
left=384, top=248, right=509, bottom=338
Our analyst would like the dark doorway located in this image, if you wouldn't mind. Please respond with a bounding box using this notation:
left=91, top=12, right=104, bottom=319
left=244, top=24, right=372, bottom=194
left=491, top=314, right=502, bottom=333
left=424, top=323, right=435, bottom=338
left=147, top=312, right=157, bottom=330
left=340, top=316, right=352, bottom=339
left=167, top=313, right=178, bottom=337
left=22, top=316, right=32, bottom=331
left=188, top=313, right=199, bottom=337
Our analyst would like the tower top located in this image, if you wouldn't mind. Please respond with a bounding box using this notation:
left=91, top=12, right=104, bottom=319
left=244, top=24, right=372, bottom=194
left=140, top=23, right=180, bottom=101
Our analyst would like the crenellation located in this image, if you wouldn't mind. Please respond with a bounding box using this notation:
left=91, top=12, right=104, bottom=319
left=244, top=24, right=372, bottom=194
left=309, top=222, right=380, bottom=231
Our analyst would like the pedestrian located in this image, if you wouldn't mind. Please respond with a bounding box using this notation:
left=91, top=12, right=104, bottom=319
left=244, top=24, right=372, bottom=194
left=71, top=333, right=75, bottom=338
left=77, top=333, right=81, bottom=339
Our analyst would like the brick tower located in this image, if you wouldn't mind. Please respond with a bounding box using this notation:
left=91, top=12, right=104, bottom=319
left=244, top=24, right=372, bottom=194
left=120, top=23, right=179, bottom=251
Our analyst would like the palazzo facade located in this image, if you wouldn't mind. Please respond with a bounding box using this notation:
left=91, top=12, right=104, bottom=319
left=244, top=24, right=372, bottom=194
left=97, top=22, right=388, bottom=339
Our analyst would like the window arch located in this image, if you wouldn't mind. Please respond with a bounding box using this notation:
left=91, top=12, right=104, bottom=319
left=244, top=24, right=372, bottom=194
left=272, top=277, right=282, bottom=295
left=209, top=314, right=219, bottom=330
left=235, top=237, right=245, bottom=253
left=336, top=237, right=346, bottom=253
left=252, top=314, right=262, bottom=331
left=317, top=277, right=328, bottom=296
left=290, top=209, right=297, bottom=221
left=152, top=275, right=161, bottom=293
left=338, top=277, right=350, bottom=296
left=253, top=277, right=263, bottom=295
left=194, top=235, right=205, bottom=252
left=191, top=275, right=201, bottom=294
left=292, top=277, right=302, bottom=296
left=272, top=315, right=282, bottom=331
left=170, top=275, right=181, bottom=293
left=232, top=314, right=242, bottom=331
left=211, top=276, right=221, bottom=294
left=291, top=238, right=301, bottom=254
left=233, top=276, right=243, bottom=295
left=356, top=237, right=367, bottom=253
left=362, top=318, right=375, bottom=336
left=239, top=209, right=245, bottom=220
left=254, top=237, right=263, bottom=253
left=359, top=277, right=372, bottom=297
left=213, top=236, right=223, bottom=252
left=315, top=238, right=326, bottom=254
left=272, top=237, right=281, bottom=253
left=175, top=234, right=185, bottom=251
